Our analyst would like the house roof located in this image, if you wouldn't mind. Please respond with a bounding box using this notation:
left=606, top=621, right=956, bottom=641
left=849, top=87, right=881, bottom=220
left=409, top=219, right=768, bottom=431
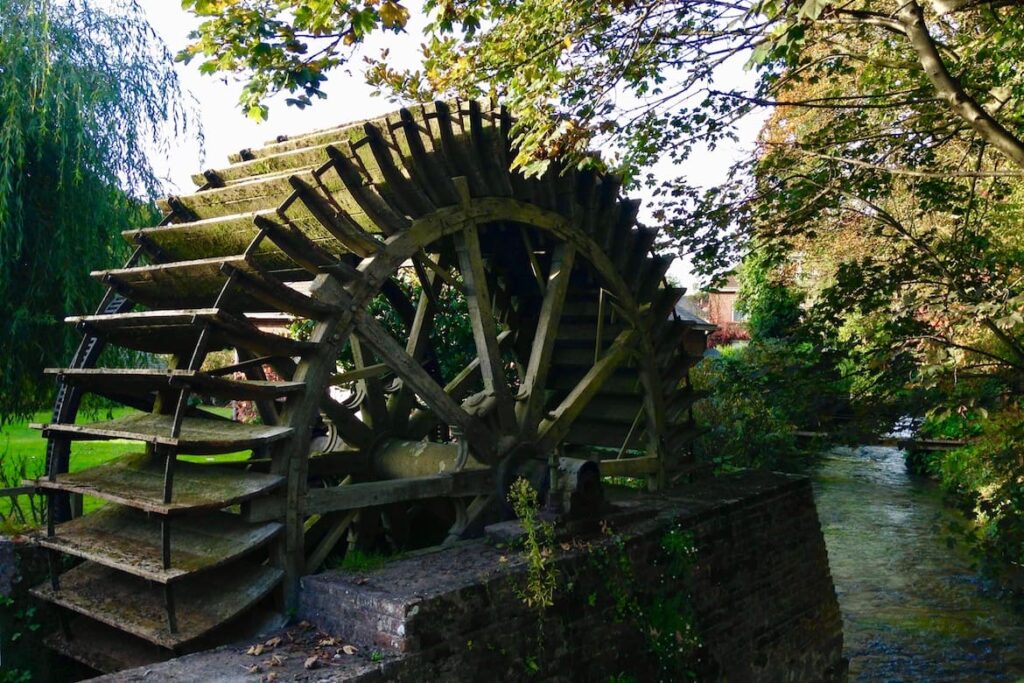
left=673, top=298, right=716, bottom=331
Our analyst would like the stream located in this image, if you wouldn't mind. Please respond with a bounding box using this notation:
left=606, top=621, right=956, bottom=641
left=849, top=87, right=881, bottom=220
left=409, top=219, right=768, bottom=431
left=812, top=445, right=1024, bottom=682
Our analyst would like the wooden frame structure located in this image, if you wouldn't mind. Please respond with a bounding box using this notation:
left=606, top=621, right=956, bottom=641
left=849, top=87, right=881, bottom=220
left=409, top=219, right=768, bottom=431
left=28, top=101, right=708, bottom=671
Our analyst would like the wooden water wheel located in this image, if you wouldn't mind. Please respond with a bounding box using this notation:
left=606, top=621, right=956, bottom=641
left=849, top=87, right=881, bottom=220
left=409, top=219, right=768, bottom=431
left=29, top=101, right=709, bottom=671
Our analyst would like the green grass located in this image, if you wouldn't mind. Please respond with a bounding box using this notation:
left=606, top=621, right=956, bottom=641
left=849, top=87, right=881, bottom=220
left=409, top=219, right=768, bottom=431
left=0, top=405, right=243, bottom=528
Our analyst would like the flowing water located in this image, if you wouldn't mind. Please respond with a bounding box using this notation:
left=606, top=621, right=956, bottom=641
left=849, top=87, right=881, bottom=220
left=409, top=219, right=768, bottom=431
left=812, top=445, right=1024, bottom=682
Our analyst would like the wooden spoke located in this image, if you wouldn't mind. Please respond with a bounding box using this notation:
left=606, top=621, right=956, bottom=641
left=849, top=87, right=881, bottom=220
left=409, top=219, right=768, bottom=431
left=453, top=184, right=517, bottom=433
left=415, top=251, right=464, bottom=294
left=351, top=304, right=499, bottom=464
left=405, top=330, right=514, bottom=439
left=319, top=395, right=374, bottom=450
left=518, top=242, right=576, bottom=438
left=329, top=364, right=389, bottom=386
left=349, top=335, right=388, bottom=431
left=537, top=328, right=638, bottom=453
left=388, top=272, right=442, bottom=433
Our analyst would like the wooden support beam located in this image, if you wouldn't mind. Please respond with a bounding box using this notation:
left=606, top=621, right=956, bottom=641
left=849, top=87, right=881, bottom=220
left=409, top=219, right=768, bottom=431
left=350, top=335, right=388, bottom=431
left=306, top=470, right=493, bottom=514
left=388, top=269, right=441, bottom=432
left=329, top=364, right=389, bottom=386
left=304, top=509, right=358, bottom=574
left=598, top=456, right=661, bottom=478
left=405, top=329, right=513, bottom=439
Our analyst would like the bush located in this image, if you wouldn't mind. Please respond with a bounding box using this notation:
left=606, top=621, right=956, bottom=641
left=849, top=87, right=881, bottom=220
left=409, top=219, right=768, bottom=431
left=692, top=339, right=849, bottom=472
left=921, top=405, right=1024, bottom=573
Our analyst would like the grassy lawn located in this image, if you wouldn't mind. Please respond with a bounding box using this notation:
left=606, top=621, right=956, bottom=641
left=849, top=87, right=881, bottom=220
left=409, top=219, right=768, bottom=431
left=0, top=405, right=243, bottom=529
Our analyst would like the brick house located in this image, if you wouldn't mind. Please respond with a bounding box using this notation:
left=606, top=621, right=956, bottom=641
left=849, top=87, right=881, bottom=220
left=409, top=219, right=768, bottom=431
left=687, top=274, right=749, bottom=347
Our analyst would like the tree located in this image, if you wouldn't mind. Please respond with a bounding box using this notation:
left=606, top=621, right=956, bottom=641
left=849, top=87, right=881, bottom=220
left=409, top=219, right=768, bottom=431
left=181, top=2, right=1024, bottom=177
left=179, top=0, right=411, bottom=121
left=0, top=0, right=194, bottom=424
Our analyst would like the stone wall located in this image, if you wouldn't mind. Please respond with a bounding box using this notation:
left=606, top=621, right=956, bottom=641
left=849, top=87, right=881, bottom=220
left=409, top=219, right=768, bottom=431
left=98, top=470, right=846, bottom=682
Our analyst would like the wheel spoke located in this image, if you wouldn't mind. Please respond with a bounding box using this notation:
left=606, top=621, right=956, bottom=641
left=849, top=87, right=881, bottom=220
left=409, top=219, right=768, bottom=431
left=518, top=242, right=576, bottom=438
left=388, top=274, right=441, bottom=433
left=536, top=328, right=638, bottom=453
left=352, top=305, right=500, bottom=464
left=350, top=335, right=388, bottom=431
left=405, top=330, right=514, bottom=439
left=320, top=395, right=374, bottom=450
left=454, top=222, right=517, bottom=433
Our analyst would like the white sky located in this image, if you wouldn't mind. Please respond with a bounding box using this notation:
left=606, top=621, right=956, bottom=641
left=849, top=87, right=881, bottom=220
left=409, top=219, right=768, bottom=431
left=141, top=2, right=763, bottom=291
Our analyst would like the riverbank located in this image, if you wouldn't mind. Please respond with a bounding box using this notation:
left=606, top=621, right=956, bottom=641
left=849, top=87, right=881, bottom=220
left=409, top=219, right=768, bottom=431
left=812, top=445, right=1024, bottom=681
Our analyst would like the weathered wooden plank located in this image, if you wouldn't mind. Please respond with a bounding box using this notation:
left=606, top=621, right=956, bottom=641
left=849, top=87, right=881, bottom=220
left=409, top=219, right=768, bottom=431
left=194, top=143, right=332, bottom=186
left=634, top=255, right=673, bottom=302
left=304, top=509, right=357, bottom=574
left=95, top=256, right=336, bottom=319
left=31, top=561, right=282, bottom=649
left=397, top=107, right=459, bottom=207
left=324, top=145, right=411, bottom=236
left=33, top=413, right=292, bottom=455
left=599, top=455, right=661, bottom=477
left=518, top=243, right=576, bottom=436
left=468, top=99, right=513, bottom=197
left=36, top=505, right=281, bottom=583
left=173, top=169, right=302, bottom=220
left=46, top=368, right=303, bottom=402
left=44, top=618, right=170, bottom=674
left=66, top=308, right=316, bottom=357
left=253, top=214, right=336, bottom=275
left=363, top=122, right=435, bottom=217
left=624, top=226, right=660, bottom=283
left=433, top=101, right=489, bottom=196
left=305, top=470, right=493, bottom=514
left=231, top=113, right=384, bottom=162
left=592, top=175, right=623, bottom=252
left=288, top=175, right=383, bottom=256
left=31, top=452, right=283, bottom=515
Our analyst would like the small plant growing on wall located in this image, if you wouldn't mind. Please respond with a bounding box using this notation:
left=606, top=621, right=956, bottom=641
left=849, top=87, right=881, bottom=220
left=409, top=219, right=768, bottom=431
left=507, top=477, right=558, bottom=610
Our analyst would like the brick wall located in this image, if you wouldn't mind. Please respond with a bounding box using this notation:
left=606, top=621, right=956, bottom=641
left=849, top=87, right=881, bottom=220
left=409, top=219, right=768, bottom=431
left=296, top=471, right=846, bottom=682
left=94, top=471, right=844, bottom=682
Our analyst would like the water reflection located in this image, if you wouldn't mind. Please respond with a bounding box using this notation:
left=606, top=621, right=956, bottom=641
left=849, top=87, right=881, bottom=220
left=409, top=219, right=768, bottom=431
left=812, top=445, right=1024, bottom=682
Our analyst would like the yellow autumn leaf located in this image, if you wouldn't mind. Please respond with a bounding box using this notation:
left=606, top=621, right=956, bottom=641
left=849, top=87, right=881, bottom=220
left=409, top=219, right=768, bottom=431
left=379, top=1, right=410, bottom=29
